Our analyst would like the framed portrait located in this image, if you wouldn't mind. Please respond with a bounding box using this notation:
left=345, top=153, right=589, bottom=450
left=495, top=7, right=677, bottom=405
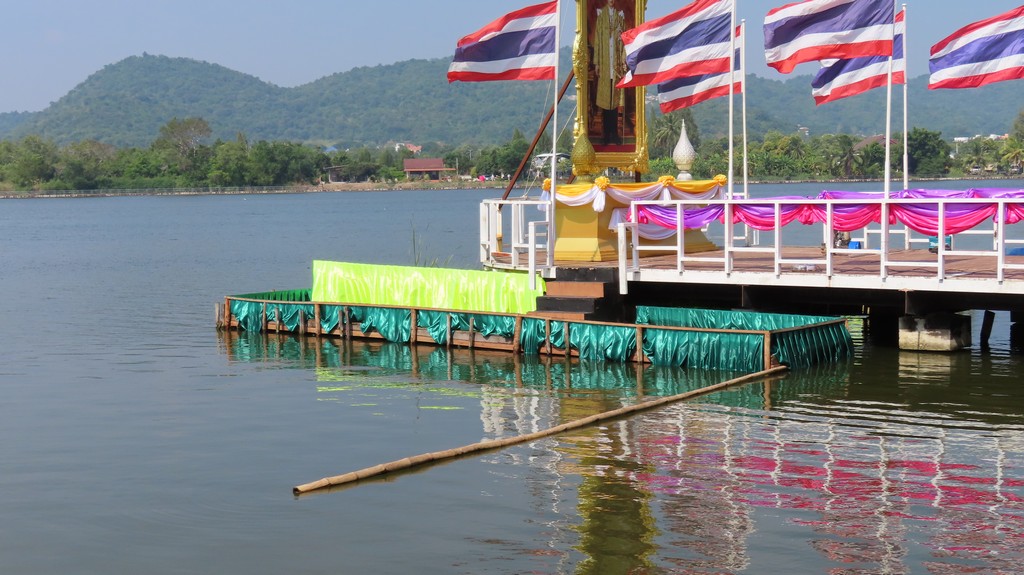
left=572, top=0, right=649, bottom=178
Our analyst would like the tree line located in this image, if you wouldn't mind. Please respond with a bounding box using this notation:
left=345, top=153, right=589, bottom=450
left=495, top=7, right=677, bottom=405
left=2, top=110, right=1023, bottom=193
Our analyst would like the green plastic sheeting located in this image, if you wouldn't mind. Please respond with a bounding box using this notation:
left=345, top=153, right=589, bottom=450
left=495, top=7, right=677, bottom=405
left=566, top=323, right=637, bottom=362
left=234, top=289, right=312, bottom=302
left=641, top=328, right=764, bottom=370
left=230, top=299, right=265, bottom=333
left=354, top=306, right=411, bottom=343
left=311, top=261, right=544, bottom=314
left=227, top=296, right=850, bottom=371
left=636, top=306, right=853, bottom=369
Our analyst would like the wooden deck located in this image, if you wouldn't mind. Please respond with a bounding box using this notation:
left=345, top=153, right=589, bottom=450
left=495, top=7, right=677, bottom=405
left=492, top=246, right=1024, bottom=314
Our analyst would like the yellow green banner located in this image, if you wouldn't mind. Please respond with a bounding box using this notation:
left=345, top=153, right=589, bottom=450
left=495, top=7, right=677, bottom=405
left=310, top=261, right=544, bottom=314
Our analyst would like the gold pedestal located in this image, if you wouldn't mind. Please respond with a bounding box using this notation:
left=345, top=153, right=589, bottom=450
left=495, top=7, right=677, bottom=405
left=553, top=202, right=716, bottom=263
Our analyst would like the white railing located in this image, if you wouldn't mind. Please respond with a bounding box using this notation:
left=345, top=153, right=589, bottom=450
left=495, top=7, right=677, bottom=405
left=618, top=195, right=1024, bottom=292
left=480, top=199, right=552, bottom=286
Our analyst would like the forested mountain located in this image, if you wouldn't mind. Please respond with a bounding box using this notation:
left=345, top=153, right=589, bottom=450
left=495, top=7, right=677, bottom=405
left=1, top=53, right=1021, bottom=148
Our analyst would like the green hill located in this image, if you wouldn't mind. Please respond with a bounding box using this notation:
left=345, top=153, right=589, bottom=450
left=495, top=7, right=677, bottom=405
left=1, top=53, right=1021, bottom=148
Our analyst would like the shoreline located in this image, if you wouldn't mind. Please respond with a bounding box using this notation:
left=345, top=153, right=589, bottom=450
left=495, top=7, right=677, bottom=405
left=2, top=175, right=1021, bottom=199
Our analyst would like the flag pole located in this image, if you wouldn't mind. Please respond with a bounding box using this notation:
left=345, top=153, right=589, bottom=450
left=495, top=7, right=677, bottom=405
left=727, top=2, right=736, bottom=200
left=547, top=0, right=561, bottom=267
left=883, top=0, right=895, bottom=196
left=901, top=4, right=909, bottom=190
left=740, top=20, right=749, bottom=201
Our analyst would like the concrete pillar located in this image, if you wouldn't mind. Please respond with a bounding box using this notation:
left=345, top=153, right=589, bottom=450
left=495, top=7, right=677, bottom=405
left=898, top=312, right=972, bottom=352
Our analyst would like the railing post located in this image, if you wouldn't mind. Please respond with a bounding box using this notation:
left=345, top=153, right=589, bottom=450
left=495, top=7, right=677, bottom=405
left=528, top=222, right=537, bottom=289
left=618, top=223, right=629, bottom=295
left=725, top=200, right=734, bottom=274
left=676, top=203, right=685, bottom=272
left=880, top=197, right=890, bottom=279
left=511, top=202, right=521, bottom=262
left=479, top=202, right=490, bottom=264
left=997, top=201, right=1007, bottom=282
left=826, top=203, right=834, bottom=277
left=937, top=199, right=946, bottom=279
left=774, top=202, right=783, bottom=277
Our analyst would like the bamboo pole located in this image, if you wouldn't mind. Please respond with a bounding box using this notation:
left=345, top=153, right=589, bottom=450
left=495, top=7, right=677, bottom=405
left=293, top=366, right=788, bottom=495
left=500, top=71, right=575, bottom=202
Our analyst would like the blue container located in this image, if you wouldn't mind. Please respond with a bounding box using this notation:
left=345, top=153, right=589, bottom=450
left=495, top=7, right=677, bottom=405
left=848, top=241, right=862, bottom=249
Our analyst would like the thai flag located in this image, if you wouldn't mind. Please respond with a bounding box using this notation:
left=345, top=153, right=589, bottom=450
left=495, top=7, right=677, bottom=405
left=811, top=9, right=904, bottom=105
left=764, top=0, right=894, bottom=74
left=928, top=5, right=1024, bottom=90
left=617, top=0, right=734, bottom=89
left=447, top=1, right=558, bottom=82
left=656, top=25, right=743, bottom=112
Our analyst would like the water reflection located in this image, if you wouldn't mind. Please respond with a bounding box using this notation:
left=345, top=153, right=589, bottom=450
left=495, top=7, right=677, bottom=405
left=219, top=331, right=1023, bottom=573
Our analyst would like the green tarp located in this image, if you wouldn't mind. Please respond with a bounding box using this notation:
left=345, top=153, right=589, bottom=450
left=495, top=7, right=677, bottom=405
left=310, top=261, right=544, bottom=314
left=227, top=284, right=851, bottom=371
left=636, top=306, right=853, bottom=369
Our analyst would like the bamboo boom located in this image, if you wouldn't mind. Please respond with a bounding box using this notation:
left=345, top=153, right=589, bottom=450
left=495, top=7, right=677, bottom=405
left=293, top=366, right=788, bottom=495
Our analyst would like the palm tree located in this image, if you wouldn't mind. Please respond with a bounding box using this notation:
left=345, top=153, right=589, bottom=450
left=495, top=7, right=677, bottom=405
left=648, top=109, right=698, bottom=159
left=1001, top=139, right=1024, bottom=174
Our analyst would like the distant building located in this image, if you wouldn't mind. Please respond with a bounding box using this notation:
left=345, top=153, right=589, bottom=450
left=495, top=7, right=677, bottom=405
left=324, top=166, right=346, bottom=183
left=854, top=134, right=894, bottom=150
left=395, top=142, right=423, bottom=154
left=403, top=158, right=454, bottom=181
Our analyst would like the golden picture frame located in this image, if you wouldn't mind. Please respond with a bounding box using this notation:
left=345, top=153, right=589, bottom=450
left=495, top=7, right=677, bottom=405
left=571, top=0, right=649, bottom=179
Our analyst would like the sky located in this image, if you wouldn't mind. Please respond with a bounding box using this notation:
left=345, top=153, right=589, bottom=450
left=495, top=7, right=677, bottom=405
left=2, top=0, right=1021, bottom=113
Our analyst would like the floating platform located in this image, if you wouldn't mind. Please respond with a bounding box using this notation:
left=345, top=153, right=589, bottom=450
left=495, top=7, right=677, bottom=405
left=217, top=262, right=853, bottom=372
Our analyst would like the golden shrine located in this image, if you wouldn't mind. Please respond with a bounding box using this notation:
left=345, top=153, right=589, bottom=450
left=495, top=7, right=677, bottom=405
left=554, top=0, right=718, bottom=262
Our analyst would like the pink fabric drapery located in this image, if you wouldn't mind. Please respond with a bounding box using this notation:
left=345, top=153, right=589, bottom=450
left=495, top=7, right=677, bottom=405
left=630, top=188, right=1024, bottom=236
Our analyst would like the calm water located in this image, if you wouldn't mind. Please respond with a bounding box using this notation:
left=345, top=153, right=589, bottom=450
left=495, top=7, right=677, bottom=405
left=2, top=184, right=1023, bottom=574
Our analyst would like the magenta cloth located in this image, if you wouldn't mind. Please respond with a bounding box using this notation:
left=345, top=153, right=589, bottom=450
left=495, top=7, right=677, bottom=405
left=628, top=188, right=1024, bottom=235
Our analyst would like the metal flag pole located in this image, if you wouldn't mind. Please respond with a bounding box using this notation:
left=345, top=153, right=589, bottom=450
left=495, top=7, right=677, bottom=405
left=547, top=0, right=561, bottom=267
left=727, top=1, right=736, bottom=200
left=883, top=0, right=896, bottom=197
left=740, top=20, right=749, bottom=201
left=901, top=4, right=909, bottom=190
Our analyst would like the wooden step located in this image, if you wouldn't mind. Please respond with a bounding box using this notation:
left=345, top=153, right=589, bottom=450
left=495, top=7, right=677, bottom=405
left=544, top=280, right=612, bottom=298
left=536, top=295, right=600, bottom=314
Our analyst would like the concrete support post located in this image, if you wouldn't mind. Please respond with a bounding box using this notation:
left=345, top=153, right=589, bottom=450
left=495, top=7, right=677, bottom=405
left=898, top=312, right=972, bottom=352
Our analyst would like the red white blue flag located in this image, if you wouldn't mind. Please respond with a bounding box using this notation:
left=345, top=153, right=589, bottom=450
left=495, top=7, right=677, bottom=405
left=617, top=0, right=734, bottom=88
left=447, top=1, right=558, bottom=82
left=764, top=0, right=894, bottom=74
left=928, top=5, right=1024, bottom=90
left=656, top=25, right=743, bottom=112
left=811, top=8, right=904, bottom=105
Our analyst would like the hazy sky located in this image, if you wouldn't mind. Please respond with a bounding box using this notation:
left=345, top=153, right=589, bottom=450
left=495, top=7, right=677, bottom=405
left=2, top=0, right=1020, bottom=113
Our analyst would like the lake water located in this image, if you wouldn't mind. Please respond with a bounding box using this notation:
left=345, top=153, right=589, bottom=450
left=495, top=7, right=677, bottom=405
left=2, top=183, right=1023, bottom=574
